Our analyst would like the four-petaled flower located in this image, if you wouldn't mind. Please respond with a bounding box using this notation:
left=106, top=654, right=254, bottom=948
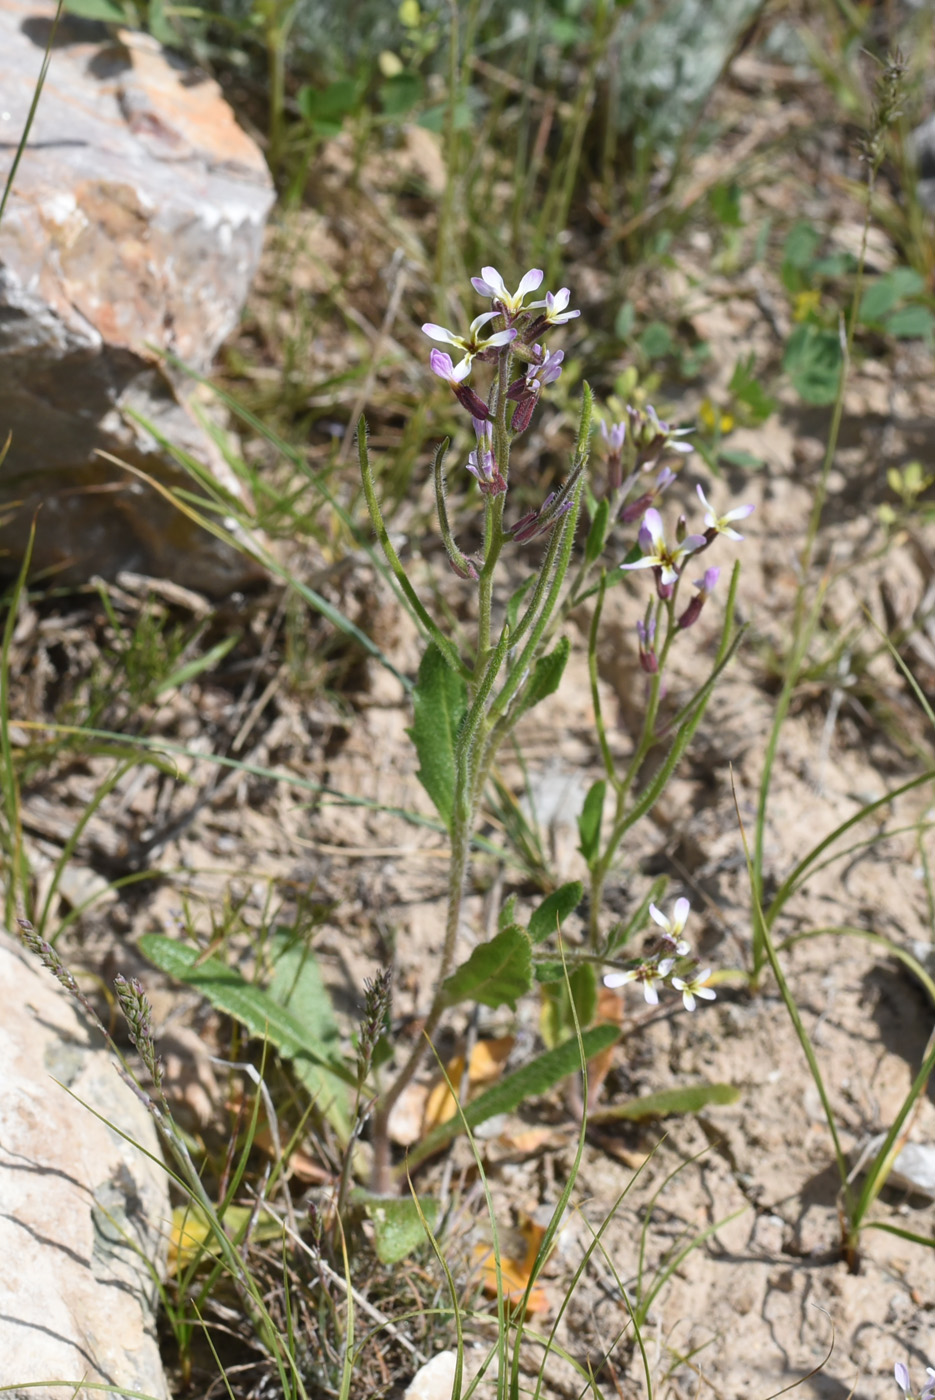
left=422, top=312, right=516, bottom=373
left=621, top=507, right=705, bottom=586
left=671, top=968, right=716, bottom=1012
left=471, top=265, right=544, bottom=316
left=529, top=287, right=581, bottom=325
left=650, top=897, right=691, bottom=954
left=604, top=957, right=675, bottom=1005
left=697, top=484, right=754, bottom=540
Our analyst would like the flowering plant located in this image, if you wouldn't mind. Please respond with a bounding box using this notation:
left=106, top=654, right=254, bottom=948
left=358, top=262, right=753, bottom=1186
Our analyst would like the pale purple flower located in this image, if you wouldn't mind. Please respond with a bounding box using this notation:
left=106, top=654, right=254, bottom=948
left=671, top=968, right=716, bottom=1012
left=529, top=286, right=581, bottom=325
left=471, top=265, right=544, bottom=315
left=636, top=617, right=657, bottom=674
left=627, top=404, right=694, bottom=468
left=601, top=419, right=626, bottom=454
left=604, top=957, right=674, bottom=1005
left=429, top=348, right=471, bottom=385
left=466, top=417, right=504, bottom=494
left=895, top=1364, right=935, bottom=1400
left=422, top=312, right=516, bottom=366
left=696, top=484, right=754, bottom=541
left=620, top=508, right=706, bottom=586
left=650, top=897, right=691, bottom=953
left=528, top=346, right=565, bottom=388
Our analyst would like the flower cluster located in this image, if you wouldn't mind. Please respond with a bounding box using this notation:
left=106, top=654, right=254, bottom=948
left=895, top=1364, right=935, bottom=1400
left=604, top=409, right=754, bottom=641
left=603, top=898, right=716, bottom=1012
left=422, top=265, right=580, bottom=523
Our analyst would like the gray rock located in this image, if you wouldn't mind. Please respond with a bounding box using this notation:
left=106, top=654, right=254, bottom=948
left=0, top=929, right=170, bottom=1399
left=0, top=0, right=274, bottom=594
left=909, top=112, right=935, bottom=213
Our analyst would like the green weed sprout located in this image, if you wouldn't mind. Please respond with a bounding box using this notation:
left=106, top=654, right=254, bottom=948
left=359, top=261, right=751, bottom=1190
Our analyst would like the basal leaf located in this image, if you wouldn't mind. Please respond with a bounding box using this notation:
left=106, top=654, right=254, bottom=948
left=139, top=934, right=353, bottom=1138
left=267, top=929, right=340, bottom=1049
left=401, top=1023, right=619, bottom=1172
left=440, top=926, right=532, bottom=1010
left=528, top=881, right=583, bottom=944
left=590, top=1081, right=739, bottom=1121
left=407, top=642, right=468, bottom=831
left=352, top=1191, right=438, bottom=1264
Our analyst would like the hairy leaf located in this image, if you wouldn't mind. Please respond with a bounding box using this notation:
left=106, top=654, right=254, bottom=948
left=407, top=642, right=468, bottom=831
left=440, top=926, right=532, bottom=1010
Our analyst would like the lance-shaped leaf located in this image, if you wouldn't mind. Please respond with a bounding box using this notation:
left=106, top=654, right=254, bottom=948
left=351, top=1190, right=439, bottom=1265
left=528, top=880, right=583, bottom=945
left=407, top=641, right=468, bottom=831
left=588, top=1081, right=739, bottom=1122
left=513, top=636, right=571, bottom=721
left=400, top=1023, right=620, bottom=1173
left=140, top=934, right=353, bottom=1140
left=577, top=779, right=605, bottom=864
left=440, top=925, right=532, bottom=1010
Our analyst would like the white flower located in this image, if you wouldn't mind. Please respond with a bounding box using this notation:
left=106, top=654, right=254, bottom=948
left=696, top=484, right=754, bottom=541
left=471, top=265, right=544, bottom=315
left=671, top=969, right=716, bottom=1012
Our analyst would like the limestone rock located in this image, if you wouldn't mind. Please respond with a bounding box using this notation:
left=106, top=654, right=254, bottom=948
left=0, top=928, right=171, bottom=1400
left=0, top=0, right=275, bottom=593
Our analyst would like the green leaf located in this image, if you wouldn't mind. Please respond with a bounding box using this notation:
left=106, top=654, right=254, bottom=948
left=638, top=321, right=674, bottom=359
left=717, top=447, right=765, bottom=471
left=297, top=79, right=359, bottom=133
left=781, top=220, right=821, bottom=289
left=514, top=637, right=570, bottom=720
left=885, top=304, right=934, bottom=340
left=379, top=71, right=424, bottom=117
left=352, top=1191, right=438, bottom=1264
left=584, top=499, right=610, bottom=566
left=614, top=302, right=636, bottom=340
left=440, top=926, right=532, bottom=1010
left=591, top=1081, right=739, bottom=1121
left=401, top=1024, right=619, bottom=1172
left=782, top=325, right=843, bottom=405
left=577, top=780, right=605, bottom=864
left=139, top=935, right=353, bottom=1138
left=539, top=964, right=598, bottom=1048
left=528, top=881, right=583, bottom=945
left=407, top=642, right=468, bottom=831
left=498, top=893, right=518, bottom=931
left=63, top=0, right=127, bottom=18
left=267, top=929, right=340, bottom=1049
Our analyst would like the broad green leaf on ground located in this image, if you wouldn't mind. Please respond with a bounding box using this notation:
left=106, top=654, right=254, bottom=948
left=513, top=637, right=571, bottom=720
left=267, top=928, right=340, bottom=1049
left=528, top=881, right=583, bottom=945
left=351, top=1190, right=438, bottom=1264
left=139, top=934, right=353, bottom=1138
left=407, top=641, right=468, bottom=831
left=440, top=926, right=532, bottom=1010
left=589, top=1081, right=739, bottom=1122
left=782, top=325, right=842, bottom=405
left=400, top=1023, right=619, bottom=1173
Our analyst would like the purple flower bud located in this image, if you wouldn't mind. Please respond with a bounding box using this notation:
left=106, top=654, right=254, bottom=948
left=636, top=618, right=658, bottom=673
left=621, top=492, right=654, bottom=524
left=511, top=394, right=537, bottom=434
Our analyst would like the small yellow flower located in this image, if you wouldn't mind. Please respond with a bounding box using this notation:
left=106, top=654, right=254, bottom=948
left=793, top=288, right=821, bottom=322
left=699, top=398, right=734, bottom=434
